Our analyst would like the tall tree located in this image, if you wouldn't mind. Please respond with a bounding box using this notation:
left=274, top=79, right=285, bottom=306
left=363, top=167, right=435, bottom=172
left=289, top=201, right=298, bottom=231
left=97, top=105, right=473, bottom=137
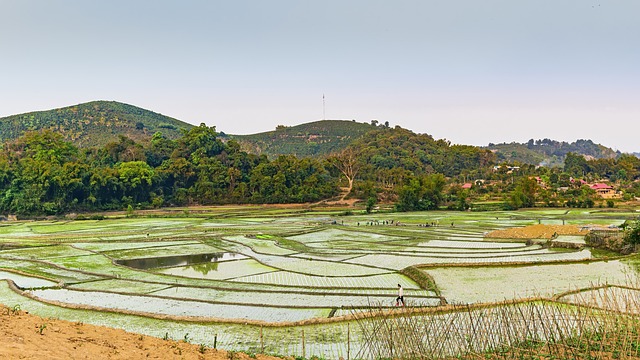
left=395, top=174, right=446, bottom=211
left=329, top=148, right=361, bottom=201
left=118, top=161, right=154, bottom=204
left=508, top=177, right=539, bottom=209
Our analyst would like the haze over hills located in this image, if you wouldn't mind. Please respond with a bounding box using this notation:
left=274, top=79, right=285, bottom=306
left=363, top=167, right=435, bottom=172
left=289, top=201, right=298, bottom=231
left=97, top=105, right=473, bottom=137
left=0, top=101, right=193, bottom=148
left=0, top=101, right=632, bottom=164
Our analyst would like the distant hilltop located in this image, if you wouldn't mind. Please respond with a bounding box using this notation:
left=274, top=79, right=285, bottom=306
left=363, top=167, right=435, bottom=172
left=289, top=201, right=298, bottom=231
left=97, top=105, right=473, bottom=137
left=225, top=120, right=378, bottom=158
left=0, top=101, right=193, bottom=148
left=0, top=101, right=632, bottom=164
left=486, top=139, right=621, bottom=167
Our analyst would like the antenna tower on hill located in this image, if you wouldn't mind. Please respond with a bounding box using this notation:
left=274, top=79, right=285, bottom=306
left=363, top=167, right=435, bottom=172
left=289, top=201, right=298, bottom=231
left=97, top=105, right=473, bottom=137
left=323, top=94, right=325, bottom=120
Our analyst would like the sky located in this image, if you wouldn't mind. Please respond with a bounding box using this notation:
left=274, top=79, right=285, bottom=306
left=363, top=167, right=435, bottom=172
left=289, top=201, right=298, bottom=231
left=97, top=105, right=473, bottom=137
left=1, top=0, right=639, bottom=152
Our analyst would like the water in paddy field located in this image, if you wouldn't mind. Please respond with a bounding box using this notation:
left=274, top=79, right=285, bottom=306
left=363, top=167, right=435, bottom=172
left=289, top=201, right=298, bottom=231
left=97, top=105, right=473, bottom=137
left=115, top=252, right=247, bottom=269
left=0, top=270, right=58, bottom=288
left=428, top=259, right=639, bottom=304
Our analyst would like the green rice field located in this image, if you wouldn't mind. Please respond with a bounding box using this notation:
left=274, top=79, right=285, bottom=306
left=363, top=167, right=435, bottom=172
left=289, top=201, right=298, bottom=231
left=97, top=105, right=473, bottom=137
left=1, top=206, right=639, bottom=358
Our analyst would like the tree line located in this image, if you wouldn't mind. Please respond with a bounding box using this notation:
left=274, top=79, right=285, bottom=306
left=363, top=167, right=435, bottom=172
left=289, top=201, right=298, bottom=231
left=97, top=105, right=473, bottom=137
left=0, top=125, right=338, bottom=216
left=1, top=124, right=638, bottom=217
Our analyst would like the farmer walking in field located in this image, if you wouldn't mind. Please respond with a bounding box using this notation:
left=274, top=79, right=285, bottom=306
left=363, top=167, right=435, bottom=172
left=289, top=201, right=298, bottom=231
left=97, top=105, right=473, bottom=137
left=396, top=284, right=405, bottom=306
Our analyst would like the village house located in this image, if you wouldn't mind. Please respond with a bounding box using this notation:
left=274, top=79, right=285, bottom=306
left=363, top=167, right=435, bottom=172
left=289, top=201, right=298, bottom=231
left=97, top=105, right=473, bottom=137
left=589, top=183, right=621, bottom=199
left=570, top=177, right=588, bottom=185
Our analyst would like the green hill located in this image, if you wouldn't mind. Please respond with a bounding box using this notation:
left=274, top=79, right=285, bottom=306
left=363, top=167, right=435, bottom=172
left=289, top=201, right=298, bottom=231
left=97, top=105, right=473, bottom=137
left=487, top=138, right=619, bottom=166
left=227, top=120, right=377, bottom=158
left=0, top=101, right=193, bottom=148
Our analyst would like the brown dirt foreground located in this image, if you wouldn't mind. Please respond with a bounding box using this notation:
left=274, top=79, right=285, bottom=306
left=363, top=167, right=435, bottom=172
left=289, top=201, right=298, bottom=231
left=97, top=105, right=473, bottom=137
left=0, top=305, right=286, bottom=360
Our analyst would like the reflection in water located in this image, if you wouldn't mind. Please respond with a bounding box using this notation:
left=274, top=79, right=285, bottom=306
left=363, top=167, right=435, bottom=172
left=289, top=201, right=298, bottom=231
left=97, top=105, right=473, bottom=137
left=186, top=261, right=219, bottom=275
left=115, top=252, right=246, bottom=270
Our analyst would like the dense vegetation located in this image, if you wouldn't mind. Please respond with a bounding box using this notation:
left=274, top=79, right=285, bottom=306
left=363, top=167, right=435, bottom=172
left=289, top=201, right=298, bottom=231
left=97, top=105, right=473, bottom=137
left=1, top=101, right=639, bottom=216
left=0, top=101, right=192, bottom=148
left=338, top=127, right=640, bottom=211
left=336, top=127, right=494, bottom=210
left=228, top=119, right=376, bottom=158
left=0, top=126, right=337, bottom=215
left=625, top=220, right=640, bottom=245
left=487, top=138, right=619, bottom=166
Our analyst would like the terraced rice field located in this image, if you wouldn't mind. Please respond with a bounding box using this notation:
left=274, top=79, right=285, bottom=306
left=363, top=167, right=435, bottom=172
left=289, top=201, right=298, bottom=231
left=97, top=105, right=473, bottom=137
left=0, top=207, right=638, bottom=358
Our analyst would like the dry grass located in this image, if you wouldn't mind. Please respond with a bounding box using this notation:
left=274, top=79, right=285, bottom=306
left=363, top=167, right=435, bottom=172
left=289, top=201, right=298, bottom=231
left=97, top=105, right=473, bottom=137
left=353, top=285, right=640, bottom=360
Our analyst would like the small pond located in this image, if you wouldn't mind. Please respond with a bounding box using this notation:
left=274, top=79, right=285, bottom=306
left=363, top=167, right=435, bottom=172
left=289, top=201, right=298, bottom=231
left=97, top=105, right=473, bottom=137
left=115, top=252, right=247, bottom=269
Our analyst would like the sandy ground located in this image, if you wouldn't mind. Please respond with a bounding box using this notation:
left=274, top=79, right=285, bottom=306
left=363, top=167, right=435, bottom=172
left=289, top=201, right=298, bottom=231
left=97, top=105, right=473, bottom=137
left=485, top=224, right=589, bottom=239
left=0, top=305, right=285, bottom=360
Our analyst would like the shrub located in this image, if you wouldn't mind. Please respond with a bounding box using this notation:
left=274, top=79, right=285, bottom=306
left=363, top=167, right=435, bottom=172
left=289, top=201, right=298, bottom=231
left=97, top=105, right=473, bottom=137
left=624, top=220, right=640, bottom=245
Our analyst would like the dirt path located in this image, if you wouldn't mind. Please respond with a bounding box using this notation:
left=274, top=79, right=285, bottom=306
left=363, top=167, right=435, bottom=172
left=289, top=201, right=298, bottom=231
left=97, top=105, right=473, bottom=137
left=0, top=305, right=285, bottom=360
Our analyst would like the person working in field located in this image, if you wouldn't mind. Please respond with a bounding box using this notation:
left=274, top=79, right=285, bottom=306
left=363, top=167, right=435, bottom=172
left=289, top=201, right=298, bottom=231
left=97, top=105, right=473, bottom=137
left=396, top=283, right=405, bottom=306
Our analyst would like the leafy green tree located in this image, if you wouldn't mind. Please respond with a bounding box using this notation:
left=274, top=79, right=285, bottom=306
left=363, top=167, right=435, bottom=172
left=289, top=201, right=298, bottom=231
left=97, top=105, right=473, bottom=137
left=564, top=152, right=589, bottom=177
left=1, top=131, right=82, bottom=215
left=395, top=174, right=446, bottom=211
left=508, top=177, right=538, bottom=209
left=118, top=161, right=154, bottom=204
left=145, top=132, right=176, bottom=167
left=104, top=135, right=146, bottom=164
left=366, top=197, right=377, bottom=213
left=87, top=166, right=121, bottom=209
left=455, top=189, right=471, bottom=211
left=616, top=154, right=640, bottom=181
left=176, top=123, right=224, bottom=160
left=624, top=220, right=640, bottom=245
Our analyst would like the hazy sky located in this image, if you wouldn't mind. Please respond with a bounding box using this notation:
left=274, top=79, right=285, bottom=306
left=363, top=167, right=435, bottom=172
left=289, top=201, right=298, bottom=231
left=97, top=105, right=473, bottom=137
left=1, top=1, right=638, bottom=152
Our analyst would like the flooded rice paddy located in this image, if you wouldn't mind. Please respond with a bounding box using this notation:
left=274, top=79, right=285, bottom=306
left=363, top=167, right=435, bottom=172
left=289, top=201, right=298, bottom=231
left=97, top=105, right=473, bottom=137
left=427, top=259, right=636, bottom=304
left=117, top=252, right=248, bottom=269
left=1, top=207, right=639, bottom=358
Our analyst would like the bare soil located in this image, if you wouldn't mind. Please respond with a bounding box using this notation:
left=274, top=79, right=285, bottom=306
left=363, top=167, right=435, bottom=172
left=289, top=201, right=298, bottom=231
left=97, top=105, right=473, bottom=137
left=0, top=305, right=285, bottom=360
left=485, top=224, right=589, bottom=239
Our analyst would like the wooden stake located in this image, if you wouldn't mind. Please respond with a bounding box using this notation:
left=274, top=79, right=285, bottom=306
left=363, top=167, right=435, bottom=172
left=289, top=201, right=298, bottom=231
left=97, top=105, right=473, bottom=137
left=347, top=322, right=350, bottom=360
left=260, top=326, right=264, bottom=353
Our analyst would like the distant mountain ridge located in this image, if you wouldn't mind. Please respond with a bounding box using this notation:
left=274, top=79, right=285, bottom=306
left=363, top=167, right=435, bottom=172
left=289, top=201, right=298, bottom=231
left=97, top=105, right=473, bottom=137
left=0, top=101, right=629, bottom=165
left=0, top=101, right=193, bottom=148
left=227, top=120, right=377, bottom=158
left=486, top=138, right=620, bottom=166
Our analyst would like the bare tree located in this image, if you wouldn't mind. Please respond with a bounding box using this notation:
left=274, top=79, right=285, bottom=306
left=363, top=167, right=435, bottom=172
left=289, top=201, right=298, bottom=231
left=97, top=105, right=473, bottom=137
left=329, top=148, right=361, bottom=201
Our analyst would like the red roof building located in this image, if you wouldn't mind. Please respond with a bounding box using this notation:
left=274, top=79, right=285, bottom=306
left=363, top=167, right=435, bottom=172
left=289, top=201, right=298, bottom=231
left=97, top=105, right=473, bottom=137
left=590, top=183, right=612, bottom=191
left=589, top=183, right=620, bottom=199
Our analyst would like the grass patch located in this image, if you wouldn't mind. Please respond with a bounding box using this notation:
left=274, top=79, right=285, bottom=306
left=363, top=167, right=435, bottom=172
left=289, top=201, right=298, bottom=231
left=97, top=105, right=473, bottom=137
left=399, top=266, right=439, bottom=295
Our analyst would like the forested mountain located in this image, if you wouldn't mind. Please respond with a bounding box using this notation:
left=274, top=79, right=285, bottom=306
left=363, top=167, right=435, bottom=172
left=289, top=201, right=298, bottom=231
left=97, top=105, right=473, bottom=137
left=331, top=127, right=496, bottom=209
left=487, top=139, right=619, bottom=166
left=228, top=120, right=376, bottom=158
left=2, top=101, right=638, bottom=216
left=0, top=101, right=193, bottom=148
